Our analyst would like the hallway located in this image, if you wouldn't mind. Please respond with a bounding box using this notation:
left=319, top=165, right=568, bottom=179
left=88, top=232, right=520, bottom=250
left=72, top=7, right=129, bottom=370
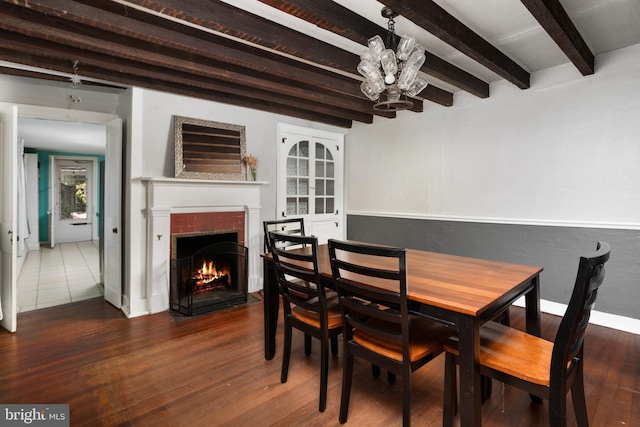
left=16, top=241, right=103, bottom=312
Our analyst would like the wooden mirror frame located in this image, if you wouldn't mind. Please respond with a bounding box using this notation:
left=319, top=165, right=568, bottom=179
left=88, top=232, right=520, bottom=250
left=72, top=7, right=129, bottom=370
left=174, top=116, right=247, bottom=181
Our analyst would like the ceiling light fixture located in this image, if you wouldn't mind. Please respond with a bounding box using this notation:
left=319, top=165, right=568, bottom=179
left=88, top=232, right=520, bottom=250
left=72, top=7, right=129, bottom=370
left=358, top=7, right=428, bottom=112
left=69, top=60, right=82, bottom=104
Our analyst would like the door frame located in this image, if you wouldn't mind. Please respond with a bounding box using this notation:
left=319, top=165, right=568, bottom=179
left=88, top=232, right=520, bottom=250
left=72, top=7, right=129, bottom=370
left=15, top=105, right=122, bottom=316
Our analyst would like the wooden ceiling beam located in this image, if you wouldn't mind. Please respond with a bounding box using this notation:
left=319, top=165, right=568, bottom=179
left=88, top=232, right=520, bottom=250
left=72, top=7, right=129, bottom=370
left=379, top=0, right=531, bottom=89
left=0, top=4, right=378, bottom=122
left=117, top=0, right=360, bottom=75
left=4, top=1, right=361, bottom=99
left=4, top=0, right=431, bottom=113
left=257, top=0, right=489, bottom=98
left=520, top=0, right=594, bottom=75
left=0, top=44, right=355, bottom=128
left=98, top=0, right=443, bottom=108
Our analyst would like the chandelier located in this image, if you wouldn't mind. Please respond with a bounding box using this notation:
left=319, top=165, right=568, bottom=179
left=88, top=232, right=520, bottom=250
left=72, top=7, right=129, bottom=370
left=357, top=7, right=428, bottom=112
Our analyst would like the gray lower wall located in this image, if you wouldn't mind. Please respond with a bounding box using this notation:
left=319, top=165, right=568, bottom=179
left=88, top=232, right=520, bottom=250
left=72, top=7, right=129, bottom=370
left=347, top=214, right=640, bottom=320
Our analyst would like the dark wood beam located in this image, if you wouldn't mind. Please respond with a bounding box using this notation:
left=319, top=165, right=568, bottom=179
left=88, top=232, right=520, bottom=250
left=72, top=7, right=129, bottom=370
left=121, top=0, right=359, bottom=75
left=520, top=0, right=594, bottom=75
left=0, top=2, right=377, bottom=123
left=104, top=0, right=446, bottom=108
left=257, top=0, right=489, bottom=98
left=0, top=45, right=354, bottom=128
left=379, top=0, right=531, bottom=89
left=0, top=9, right=366, bottom=127
left=5, top=1, right=363, bottom=99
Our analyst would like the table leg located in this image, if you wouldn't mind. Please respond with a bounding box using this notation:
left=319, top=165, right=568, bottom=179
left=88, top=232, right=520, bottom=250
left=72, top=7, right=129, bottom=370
left=457, top=315, right=482, bottom=427
left=263, top=259, right=279, bottom=360
left=525, top=275, right=541, bottom=337
left=526, top=275, right=543, bottom=402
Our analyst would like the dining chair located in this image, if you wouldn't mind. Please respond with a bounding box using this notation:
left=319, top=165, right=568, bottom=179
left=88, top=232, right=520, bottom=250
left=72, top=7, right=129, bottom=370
left=269, top=232, right=342, bottom=412
left=263, top=218, right=317, bottom=353
left=443, top=241, right=611, bottom=427
left=327, top=239, right=454, bottom=427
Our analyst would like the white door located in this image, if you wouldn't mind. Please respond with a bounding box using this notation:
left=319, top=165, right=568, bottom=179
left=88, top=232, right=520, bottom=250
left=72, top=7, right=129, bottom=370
left=0, top=105, right=18, bottom=332
left=52, top=157, right=95, bottom=243
left=103, top=118, right=122, bottom=308
left=277, top=124, right=345, bottom=244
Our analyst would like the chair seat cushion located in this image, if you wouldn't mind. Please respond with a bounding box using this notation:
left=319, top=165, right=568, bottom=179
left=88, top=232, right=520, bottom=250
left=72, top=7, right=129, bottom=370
left=443, top=321, right=553, bottom=386
left=353, top=316, right=453, bottom=363
left=291, top=294, right=342, bottom=330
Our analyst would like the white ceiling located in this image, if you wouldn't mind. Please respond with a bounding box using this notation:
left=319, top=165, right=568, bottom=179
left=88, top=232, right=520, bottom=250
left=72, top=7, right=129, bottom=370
left=18, top=0, right=640, bottom=153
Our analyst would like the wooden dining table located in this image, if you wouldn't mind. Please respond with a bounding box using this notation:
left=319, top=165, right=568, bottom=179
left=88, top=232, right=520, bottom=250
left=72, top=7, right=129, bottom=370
left=262, top=243, right=543, bottom=427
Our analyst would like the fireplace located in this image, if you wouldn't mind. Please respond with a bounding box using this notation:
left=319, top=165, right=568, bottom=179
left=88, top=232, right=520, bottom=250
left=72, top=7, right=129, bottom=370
left=170, top=231, right=248, bottom=316
left=143, top=177, right=264, bottom=316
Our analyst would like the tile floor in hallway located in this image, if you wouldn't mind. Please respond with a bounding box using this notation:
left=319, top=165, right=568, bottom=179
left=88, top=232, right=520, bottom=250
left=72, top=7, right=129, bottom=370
left=17, top=241, right=104, bottom=313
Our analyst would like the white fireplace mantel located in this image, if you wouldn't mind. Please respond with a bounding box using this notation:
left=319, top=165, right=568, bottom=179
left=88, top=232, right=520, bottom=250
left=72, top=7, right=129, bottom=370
left=142, top=177, right=265, bottom=314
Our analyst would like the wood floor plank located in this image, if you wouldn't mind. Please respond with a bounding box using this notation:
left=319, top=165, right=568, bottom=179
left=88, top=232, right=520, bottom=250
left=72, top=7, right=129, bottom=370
left=0, top=297, right=638, bottom=426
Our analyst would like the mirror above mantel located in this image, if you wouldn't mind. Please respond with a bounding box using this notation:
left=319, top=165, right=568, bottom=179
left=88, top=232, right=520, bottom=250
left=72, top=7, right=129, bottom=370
left=174, top=115, right=247, bottom=181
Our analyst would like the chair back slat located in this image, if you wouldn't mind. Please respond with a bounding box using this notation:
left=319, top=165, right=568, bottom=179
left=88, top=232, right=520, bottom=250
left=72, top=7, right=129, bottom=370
left=551, top=241, right=611, bottom=384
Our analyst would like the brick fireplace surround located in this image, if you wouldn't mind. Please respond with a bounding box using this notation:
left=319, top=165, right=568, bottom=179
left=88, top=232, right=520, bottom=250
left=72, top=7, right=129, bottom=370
left=170, top=211, right=246, bottom=256
left=143, top=177, right=263, bottom=314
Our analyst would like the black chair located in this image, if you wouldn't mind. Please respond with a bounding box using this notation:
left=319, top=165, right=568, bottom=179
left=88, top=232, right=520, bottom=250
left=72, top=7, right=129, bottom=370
left=328, top=239, right=454, bottom=427
left=263, top=218, right=317, bottom=353
left=263, top=218, right=305, bottom=253
left=443, top=241, right=611, bottom=427
left=270, top=232, right=342, bottom=412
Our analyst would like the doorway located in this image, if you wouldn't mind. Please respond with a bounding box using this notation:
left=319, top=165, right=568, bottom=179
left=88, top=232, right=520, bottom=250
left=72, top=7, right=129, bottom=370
left=1, top=105, right=122, bottom=331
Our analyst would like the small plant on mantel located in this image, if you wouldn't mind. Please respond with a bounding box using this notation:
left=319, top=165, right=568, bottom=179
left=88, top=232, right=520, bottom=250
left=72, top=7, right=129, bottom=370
left=243, top=154, right=258, bottom=181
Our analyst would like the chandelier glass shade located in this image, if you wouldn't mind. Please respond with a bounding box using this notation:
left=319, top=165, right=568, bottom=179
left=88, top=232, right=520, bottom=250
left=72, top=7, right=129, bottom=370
left=357, top=8, right=429, bottom=112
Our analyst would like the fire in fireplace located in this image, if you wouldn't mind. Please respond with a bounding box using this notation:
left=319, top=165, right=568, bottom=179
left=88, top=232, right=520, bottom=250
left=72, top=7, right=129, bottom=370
left=170, top=232, right=248, bottom=316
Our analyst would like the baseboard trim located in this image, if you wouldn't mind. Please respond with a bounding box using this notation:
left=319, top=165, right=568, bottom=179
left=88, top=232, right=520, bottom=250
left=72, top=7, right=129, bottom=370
left=513, top=297, right=640, bottom=335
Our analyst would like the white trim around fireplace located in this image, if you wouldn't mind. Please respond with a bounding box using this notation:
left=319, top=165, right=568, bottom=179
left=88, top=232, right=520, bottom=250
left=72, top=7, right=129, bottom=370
left=143, top=177, right=265, bottom=314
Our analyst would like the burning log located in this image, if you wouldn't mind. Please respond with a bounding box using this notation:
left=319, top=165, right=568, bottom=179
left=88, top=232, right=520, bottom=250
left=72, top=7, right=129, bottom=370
left=190, top=259, right=231, bottom=293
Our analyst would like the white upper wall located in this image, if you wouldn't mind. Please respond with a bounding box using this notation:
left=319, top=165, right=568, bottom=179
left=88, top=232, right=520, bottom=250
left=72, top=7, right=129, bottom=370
left=346, top=43, right=640, bottom=229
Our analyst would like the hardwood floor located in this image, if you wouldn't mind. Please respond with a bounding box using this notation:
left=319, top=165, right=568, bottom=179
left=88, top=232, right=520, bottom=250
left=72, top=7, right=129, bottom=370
left=1, top=295, right=638, bottom=426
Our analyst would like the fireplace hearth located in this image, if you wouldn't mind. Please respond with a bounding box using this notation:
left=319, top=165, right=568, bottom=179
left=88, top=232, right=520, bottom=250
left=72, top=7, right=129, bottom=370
left=170, top=236, right=248, bottom=316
